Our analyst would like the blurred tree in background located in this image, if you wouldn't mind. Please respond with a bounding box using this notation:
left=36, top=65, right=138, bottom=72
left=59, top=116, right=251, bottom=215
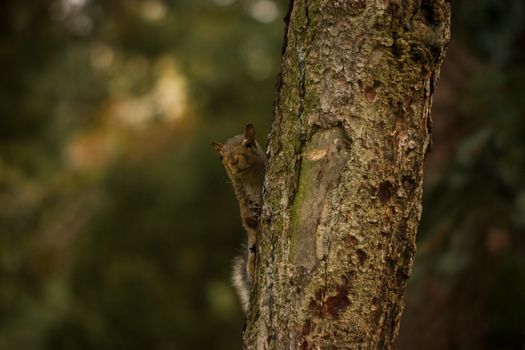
left=398, top=1, right=525, bottom=349
left=0, top=0, right=523, bottom=349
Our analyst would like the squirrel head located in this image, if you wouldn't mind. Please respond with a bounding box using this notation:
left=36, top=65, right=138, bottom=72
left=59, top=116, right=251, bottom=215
left=212, top=124, right=266, bottom=180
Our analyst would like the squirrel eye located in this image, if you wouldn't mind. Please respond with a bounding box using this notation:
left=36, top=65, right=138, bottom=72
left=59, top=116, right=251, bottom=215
left=243, top=139, right=252, bottom=148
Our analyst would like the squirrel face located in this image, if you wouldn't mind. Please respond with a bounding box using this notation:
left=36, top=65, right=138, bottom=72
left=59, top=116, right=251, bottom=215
left=212, top=124, right=266, bottom=181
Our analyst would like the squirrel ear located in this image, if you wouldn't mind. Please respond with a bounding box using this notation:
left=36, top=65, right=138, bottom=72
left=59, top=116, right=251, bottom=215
left=211, top=141, right=224, bottom=155
left=245, top=124, right=256, bottom=144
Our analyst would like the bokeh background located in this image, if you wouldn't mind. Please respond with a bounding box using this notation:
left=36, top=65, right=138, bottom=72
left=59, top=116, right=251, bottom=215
left=0, top=0, right=523, bottom=349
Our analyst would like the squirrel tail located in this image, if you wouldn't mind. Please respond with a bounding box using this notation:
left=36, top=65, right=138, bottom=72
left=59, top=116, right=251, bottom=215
left=232, top=250, right=251, bottom=314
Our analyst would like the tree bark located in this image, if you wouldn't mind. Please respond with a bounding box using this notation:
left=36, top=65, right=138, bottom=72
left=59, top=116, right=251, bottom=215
left=244, top=1, right=450, bottom=349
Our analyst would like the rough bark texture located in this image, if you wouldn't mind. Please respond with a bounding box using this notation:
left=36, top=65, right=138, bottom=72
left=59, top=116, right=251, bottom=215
left=244, top=1, right=450, bottom=349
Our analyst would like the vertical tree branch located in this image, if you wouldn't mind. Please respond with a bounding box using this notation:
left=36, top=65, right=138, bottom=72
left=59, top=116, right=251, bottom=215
left=245, top=1, right=451, bottom=348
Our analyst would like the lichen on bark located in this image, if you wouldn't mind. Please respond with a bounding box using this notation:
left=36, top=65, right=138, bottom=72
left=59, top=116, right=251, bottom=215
left=244, top=1, right=451, bottom=349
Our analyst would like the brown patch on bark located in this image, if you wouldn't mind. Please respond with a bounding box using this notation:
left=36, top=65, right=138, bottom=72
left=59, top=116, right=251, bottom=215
left=345, top=234, right=358, bottom=247
left=365, top=87, right=377, bottom=102
left=325, top=284, right=351, bottom=318
left=309, top=279, right=352, bottom=319
left=378, top=180, right=394, bottom=203
left=298, top=318, right=313, bottom=350
left=356, top=249, right=368, bottom=265
left=401, top=175, right=417, bottom=195
left=299, top=340, right=309, bottom=350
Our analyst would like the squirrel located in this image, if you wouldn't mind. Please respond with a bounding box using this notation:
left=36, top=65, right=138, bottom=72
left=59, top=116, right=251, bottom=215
left=212, top=124, right=266, bottom=314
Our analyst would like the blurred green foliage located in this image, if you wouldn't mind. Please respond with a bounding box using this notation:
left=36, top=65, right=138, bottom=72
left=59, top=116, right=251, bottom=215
left=0, top=0, right=524, bottom=349
left=0, top=0, right=282, bottom=349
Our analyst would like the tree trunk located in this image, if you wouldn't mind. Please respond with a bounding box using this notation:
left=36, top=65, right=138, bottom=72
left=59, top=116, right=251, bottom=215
left=244, top=1, right=450, bottom=349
